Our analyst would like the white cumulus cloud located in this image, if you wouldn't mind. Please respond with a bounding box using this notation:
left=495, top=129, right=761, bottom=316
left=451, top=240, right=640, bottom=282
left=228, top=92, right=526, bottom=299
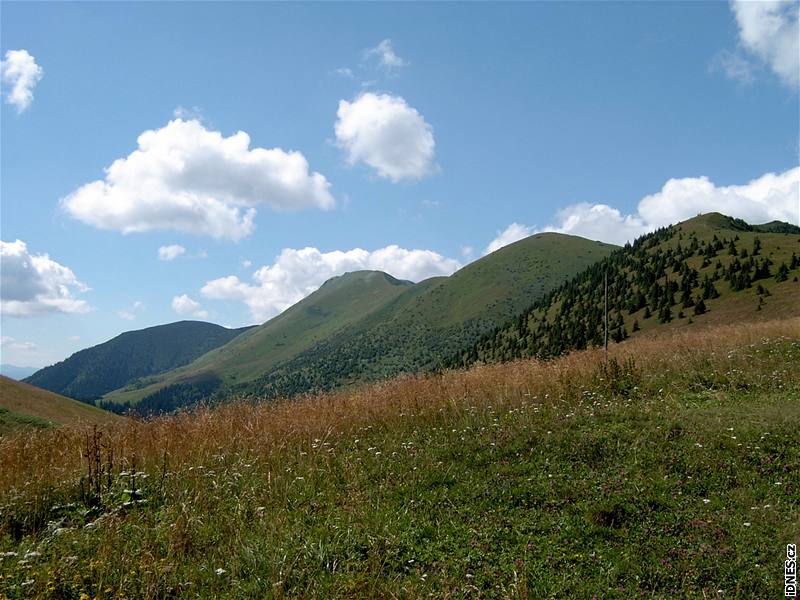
left=1, top=239, right=90, bottom=317
left=201, top=245, right=460, bottom=323
left=171, top=294, right=209, bottom=319
left=62, top=119, right=335, bottom=241
left=364, top=39, right=408, bottom=70
left=636, top=167, right=799, bottom=228
left=538, top=204, right=650, bottom=247
left=486, top=167, right=800, bottom=249
left=335, top=93, right=435, bottom=182
left=483, top=223, right=537, bottom=255
left=158, top=244, right=186, bottom=261
left=731, top=0, right=799, bottom=88
left=0, top=49, right=43, bottom=113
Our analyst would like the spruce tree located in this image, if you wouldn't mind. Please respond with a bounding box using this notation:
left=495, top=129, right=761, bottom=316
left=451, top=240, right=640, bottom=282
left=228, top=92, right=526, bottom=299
left=775, top=262, right=790, bottom=282
left=694, top=298, right=707, bottom=315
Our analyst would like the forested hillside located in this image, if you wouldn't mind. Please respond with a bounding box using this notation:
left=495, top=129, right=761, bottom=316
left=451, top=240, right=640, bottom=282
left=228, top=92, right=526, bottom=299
left=452, top=213, right=800, bottom=366
left=25, top=321, right=252, bottom=400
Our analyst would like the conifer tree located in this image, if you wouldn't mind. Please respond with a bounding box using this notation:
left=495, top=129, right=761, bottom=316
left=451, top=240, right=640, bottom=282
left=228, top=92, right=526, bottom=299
left=694, top=297, right=707, bottom=315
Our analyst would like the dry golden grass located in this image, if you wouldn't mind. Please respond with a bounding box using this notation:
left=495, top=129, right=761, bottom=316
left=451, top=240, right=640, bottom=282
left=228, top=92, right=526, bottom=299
left=1, top=317, right=797, bottom=502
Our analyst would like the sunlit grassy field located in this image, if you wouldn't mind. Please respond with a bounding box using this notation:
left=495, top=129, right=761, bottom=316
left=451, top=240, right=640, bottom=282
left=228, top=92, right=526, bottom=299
left=1, top=319, right=798, bottom=598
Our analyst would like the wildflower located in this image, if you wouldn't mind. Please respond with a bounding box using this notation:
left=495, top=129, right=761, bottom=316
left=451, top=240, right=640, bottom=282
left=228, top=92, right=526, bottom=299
left=215, top=568, right=226, bottom=576
left=743, top=522, right=751, bottom=527
left=702, top=499, right=710, bottom=504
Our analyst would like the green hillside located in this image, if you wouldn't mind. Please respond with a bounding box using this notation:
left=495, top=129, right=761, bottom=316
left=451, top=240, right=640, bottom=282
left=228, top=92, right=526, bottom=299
left=105, top=233, right=616, bottom=412
left=103, top=271, right=421, bottom=410
left=242, top=233, right=616, bottom=399
left=453, top=213, right=800, bottom=366
left=0, top=376, right=121, bottom=435
left=25, top=321, right=253, bottom=400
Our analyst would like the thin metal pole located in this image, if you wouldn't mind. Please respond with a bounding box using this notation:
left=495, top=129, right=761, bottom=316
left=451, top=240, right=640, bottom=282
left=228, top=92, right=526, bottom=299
left=604, top=270, right=608, bottom=361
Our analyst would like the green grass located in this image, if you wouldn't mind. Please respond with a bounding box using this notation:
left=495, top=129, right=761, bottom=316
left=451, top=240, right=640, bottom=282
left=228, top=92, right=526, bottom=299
left=1, top=324, right=797, bottom=598
left=0, top=408, right=52, bottom=435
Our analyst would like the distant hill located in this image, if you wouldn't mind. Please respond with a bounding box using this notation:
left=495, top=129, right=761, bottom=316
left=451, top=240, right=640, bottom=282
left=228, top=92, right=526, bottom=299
left=0, top=364, right=38, bottom=380
left=0, top=376, right=121, bottom=434
left=25, top=321, right=253, bottom=400
left=452, top=213, right=800, bottom=366
left=104, top=233, right=617, bottom=413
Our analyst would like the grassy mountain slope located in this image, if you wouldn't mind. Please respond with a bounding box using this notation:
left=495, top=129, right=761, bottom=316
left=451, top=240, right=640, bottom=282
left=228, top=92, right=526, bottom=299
left=243, top=233, right=617, bottom=399
left=0, top=376, right=121, bottom=434
left=1, top=319, right=797, bottom=597
left=104, top=271, right=421, bottom=408
left=105, top=234, right=616, bottom=411
left=24, top=321, right=252, bottom=400
left=453, top=213, right=800, bottom=366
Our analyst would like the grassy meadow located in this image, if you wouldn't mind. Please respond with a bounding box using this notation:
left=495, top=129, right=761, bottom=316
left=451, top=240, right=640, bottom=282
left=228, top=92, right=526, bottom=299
left=1, top=318, right=798, bottom=598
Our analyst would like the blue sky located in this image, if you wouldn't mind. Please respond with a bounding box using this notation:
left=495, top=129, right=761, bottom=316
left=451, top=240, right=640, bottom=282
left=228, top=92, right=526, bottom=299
left=1, top=1, right=798, bottom=368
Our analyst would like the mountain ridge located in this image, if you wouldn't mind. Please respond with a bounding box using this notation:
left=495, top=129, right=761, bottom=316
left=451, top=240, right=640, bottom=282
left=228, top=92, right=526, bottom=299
left=104, top=232, right=617, bottom=411
left=25, top=320, right=253, bottom=400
